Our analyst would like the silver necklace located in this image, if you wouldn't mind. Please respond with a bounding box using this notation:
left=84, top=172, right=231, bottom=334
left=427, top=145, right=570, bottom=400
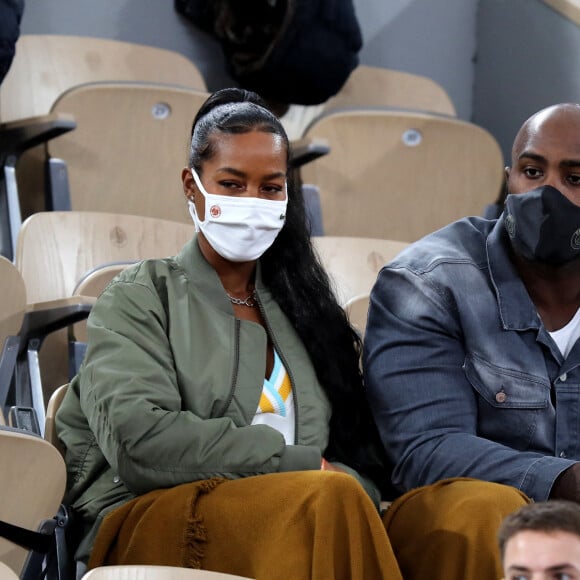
left=226, top=289, right=257, bottom=308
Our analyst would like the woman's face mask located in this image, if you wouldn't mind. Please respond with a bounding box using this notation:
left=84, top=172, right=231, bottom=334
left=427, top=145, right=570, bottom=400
left=503, top=185, right=580, bottom=265
left=188, top=168, right=288, bottom=262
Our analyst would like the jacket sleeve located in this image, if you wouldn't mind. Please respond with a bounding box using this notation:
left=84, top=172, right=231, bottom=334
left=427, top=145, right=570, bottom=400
left=80, top=278, right=321, bottom=495
left=363, top=266, right=574, bottom=502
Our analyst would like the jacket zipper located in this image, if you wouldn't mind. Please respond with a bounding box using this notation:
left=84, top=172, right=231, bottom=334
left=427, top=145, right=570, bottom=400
left=217, top=318, right=240, bottom=417
left=255, top=293, right=300, bottom=444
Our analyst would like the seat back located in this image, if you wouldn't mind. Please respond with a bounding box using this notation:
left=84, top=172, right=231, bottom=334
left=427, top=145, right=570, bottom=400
left=15, top=211, right=194, bottom=395
left=322, top=65, right=456, bottom=117
left=47, top=82, right=209, bottom=224
left=0, top=34, right=207, bottom=228
left=16, top=211, right=194, bottom=304
left=344, top=293, right=371, bottom=338
left=0, top=561, right=19, bottom=579
left=0, top=34, right=207, bottom=123
left=0, top=428, right=66, bottom=575
left=44, top=384, right=68, bottom=458
left=312, top=236, right=408, bottom=305
left=82, top=565, right=253, bottom=579
left=0, top=255, right=26, bottom=347
left=301, top=109, right=504, bottom=241
left=0, top=256, right=27, bottom=426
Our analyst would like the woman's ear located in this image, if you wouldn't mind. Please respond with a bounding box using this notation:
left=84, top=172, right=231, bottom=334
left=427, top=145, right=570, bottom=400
left=182, top=167, right=196, bottom=201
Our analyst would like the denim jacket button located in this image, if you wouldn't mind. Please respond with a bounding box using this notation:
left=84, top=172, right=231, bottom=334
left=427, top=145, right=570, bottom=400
left=495, top=391, right=507, bottom=403
left=559, top=373, right=568, bottom=382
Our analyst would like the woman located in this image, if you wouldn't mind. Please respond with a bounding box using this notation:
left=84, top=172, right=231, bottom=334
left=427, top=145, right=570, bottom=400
left=56, top=88, right=402, bottom=579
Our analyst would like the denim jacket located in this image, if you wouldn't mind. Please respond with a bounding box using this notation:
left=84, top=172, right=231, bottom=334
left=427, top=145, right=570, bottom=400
left=364, top=217, right=580, bottom=501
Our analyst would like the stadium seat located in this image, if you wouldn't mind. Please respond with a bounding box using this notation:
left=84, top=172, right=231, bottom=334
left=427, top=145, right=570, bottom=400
left=0, top=255, right=92, bottom=431
left=0, top=427, right=67, bottom=578
left=311, top=236, right=408, bottom=305
left=322, top=65, right=456, bottom=117
left=301, top=109, right=504, bottom=240
left=15, top=211, right=193, bottom=398
left=82, top=565, right=252, bottom=579
left=46, top=82, right=209, bottom=223
left=344, top=293, right=371, bottom=338
left=0, top=34, right=207, bottom=259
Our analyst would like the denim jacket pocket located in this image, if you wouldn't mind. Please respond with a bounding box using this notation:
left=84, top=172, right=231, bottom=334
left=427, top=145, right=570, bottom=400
left=464, top=353, right=550, bottom=450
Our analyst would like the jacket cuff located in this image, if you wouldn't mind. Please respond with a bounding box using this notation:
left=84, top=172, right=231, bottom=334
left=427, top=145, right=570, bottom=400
left=278, top=445, right=321, bottom=472
left=521, top=455, right=577, bottom=501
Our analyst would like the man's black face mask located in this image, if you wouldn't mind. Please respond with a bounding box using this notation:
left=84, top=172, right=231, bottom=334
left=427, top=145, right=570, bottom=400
left=503, top=185, right=580, bottom=265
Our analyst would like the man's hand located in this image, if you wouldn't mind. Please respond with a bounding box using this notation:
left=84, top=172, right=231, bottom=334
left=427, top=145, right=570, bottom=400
left=550, top=463, right=580, bottom=502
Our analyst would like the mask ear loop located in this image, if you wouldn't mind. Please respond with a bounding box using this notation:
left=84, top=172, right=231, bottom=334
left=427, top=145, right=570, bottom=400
left=191, top=168, right=209, bottom=197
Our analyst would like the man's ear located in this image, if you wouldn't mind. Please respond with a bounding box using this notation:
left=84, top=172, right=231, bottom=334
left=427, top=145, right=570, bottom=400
left=504, top=166, right=511, bottom=181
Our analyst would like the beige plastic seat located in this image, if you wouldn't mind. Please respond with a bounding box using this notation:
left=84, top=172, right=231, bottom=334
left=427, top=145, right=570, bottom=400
left=15, top=211, right=194, bottom=397
left=0, top=255, right=26, bottom=425
left=0, top=34, right=208, bottom=251
left=82, top=565, right=253, bottom=579
left=301, top=109, right=504, bottom=241
left=0, top=561, right=19, bottom=579
left=0, top=255, right=26, bottom=350
left=281, top=65, right=456, bottom=140
left=0, top=254, right=92, bottom=429
left=0, top=428, right=66, bottom=576
left=47, top=82, right=210, bottom=224
left=322, top=65, right=456, bottom=117
left=44, top=383, right=68, bottom=458
left=0, top=35, right=207, bottom=123
left=344, top=293, right=371, bottom=338
left=312, top=236, right=408, bottom=305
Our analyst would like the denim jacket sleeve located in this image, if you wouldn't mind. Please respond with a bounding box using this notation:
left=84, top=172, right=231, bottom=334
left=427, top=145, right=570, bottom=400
left=363, top=263, right=575, bottom=501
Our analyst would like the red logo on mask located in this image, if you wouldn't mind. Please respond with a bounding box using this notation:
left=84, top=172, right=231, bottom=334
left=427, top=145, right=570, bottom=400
left=210, top=205, right=221, bottom=218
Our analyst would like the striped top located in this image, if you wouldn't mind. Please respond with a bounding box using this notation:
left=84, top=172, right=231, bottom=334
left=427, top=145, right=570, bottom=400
left=251, top=350, right=295, bottom=444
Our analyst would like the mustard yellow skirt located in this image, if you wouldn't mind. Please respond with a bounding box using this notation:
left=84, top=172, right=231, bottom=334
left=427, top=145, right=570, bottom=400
left=89, top=470, right=402, bottom=580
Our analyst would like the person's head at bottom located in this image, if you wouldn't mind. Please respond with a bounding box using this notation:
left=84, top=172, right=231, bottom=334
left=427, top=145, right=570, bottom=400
left=499, top=500, right=580, bottom=580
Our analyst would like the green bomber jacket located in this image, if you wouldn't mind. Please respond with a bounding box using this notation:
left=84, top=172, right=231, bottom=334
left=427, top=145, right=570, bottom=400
left=56, top=237, right=380, bottom=560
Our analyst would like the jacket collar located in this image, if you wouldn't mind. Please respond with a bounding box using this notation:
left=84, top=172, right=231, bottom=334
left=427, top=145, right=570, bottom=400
left=175, top=235, right=267, bottom=315
left=486, top=217, right=541, bottom=332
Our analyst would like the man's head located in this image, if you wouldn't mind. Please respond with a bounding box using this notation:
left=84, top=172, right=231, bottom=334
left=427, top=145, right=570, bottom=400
left=506, top=103, right=580, bottom=206
left=498, top=501, right=580, bottom=580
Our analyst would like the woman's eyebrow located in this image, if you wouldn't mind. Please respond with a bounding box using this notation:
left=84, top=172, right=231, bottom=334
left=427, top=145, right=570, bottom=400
left=216, top=167, right=286, bottom=180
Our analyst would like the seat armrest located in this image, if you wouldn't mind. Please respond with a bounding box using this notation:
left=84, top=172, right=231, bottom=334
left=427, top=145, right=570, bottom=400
left=289, top=137, right=330, bottom=168
left=0, top=113, right=76, bottom=157
left=20, top=296, right=96, bottom=342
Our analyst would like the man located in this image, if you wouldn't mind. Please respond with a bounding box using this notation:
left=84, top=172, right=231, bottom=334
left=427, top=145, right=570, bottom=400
left=499, top=501, right=580, bottom=580
left=364, top=103, right=580, bottom=579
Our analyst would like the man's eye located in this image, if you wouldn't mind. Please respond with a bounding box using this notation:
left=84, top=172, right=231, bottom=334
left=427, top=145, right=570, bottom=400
left=523, top=167, right=542, bottom=178
left=567, top=174, right=580, bottom=185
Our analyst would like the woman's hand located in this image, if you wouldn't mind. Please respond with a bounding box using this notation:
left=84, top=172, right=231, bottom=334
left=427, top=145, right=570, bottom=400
left=321, top=458, right=348, bottom=473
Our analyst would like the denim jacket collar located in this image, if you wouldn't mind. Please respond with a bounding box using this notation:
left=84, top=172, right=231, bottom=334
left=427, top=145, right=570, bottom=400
left=486, top=218, right=542, bottom=332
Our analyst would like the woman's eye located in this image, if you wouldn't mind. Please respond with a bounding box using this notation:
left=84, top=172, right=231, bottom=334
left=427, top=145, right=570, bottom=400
left=262, top=184, right=284, bottom=194
left=567, top=173, right=580, bottom=185
left=219, top=181, right=242, bottom=190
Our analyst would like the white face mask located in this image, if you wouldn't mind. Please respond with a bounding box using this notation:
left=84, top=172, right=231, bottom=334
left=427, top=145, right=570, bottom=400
left=188, top=168, right=288, bottom=262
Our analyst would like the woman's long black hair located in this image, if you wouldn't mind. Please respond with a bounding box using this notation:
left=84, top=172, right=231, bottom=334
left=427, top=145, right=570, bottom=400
left=189, top=88, right=390, bottom=492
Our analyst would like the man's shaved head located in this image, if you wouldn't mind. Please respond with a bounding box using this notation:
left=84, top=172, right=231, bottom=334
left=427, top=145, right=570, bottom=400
left=506, top=103, right=580, bottom=206
left=511, top=103, right=580, bottom=165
